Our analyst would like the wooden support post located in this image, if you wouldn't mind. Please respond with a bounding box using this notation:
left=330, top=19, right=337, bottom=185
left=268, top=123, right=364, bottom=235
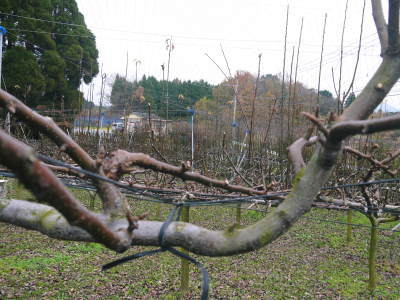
left=0, top=179, right=7, bottom=198
left=155, top=204, right=161, bottom=221
left=89, top=191, right=96, bottom=210
left=368, top=216, right=378, bottom=292
left=346, top=209, right=353, bottom=243
left=180, top=206, right=190, bottom=295
left=236, top=203, right=241, bottom=225
left=15, top=180, right=25, bottom=200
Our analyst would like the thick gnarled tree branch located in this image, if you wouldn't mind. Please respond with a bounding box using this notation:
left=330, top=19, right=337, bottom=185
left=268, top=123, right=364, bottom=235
left=1, top=0, right=400, bottom=258
left=102, top=150, right=269, bottom=195
left=0, top=89, right=128, bottom=218
left=0, top=130, right=131, bottom=252
left=329, top=114, right=400, bottom=143
left=287, top=132, right=318, bottom=173
left=372, top=0, right=389, bottom=53
left=388, top=0, right=400, bottom=54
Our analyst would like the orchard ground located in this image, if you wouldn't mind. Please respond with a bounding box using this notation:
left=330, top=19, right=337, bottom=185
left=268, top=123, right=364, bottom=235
left=0, top=180, right=399, bottom=299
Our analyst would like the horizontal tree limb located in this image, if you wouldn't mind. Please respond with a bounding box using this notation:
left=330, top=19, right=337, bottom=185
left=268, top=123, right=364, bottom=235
left=102, top=150, right=270, bottom=196
left=317, top=196, right=400, bottom=212
left=4, top=194, right=398, bottom=256
left=343, top=146, right=396, bottom=176
left=0, top=198, right=94, bottom=241
left=329, top=114, right=400, bottom=144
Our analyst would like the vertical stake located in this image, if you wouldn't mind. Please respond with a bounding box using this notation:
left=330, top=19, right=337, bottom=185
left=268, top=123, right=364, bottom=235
left=155, top=205, right=161, bottom=220
left=180, top=206, right=190, bottom=295
left=0, top=26, right=4, bottom=80
left=0, top=26, right=10, bottom=134
left=346, top=209, right=353, bottom=243
left=0, top=179, right=7, bottom=198
left=236, top=203, right=241, bottom=225
left=191, top=112, right=195, bottom=170
left=368, top=216, right=378, bottom=292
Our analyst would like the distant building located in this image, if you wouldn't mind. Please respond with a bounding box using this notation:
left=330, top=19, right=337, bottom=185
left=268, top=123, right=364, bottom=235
left=121, top=112, right=171, bottom=135
left=74, top=112, right=121, bottom=128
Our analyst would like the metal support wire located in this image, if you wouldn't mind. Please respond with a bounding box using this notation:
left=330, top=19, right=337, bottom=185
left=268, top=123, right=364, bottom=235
left=0, top=153, right=399, bottom=216
left=3, top=152, right=400, bottom=212
left=2, top=154, right=400, bottom=299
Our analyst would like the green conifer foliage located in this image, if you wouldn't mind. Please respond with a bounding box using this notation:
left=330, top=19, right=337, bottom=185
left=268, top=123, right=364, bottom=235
left=0, top=0, right=99, bottom=108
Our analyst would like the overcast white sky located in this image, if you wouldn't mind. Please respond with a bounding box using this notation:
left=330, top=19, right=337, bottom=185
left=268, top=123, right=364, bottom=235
left=75, top=0, right=400, bottom=109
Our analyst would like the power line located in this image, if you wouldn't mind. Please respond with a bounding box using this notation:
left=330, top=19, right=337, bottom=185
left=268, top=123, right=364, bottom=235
left=5, top=21, right=381, bottom=58
left=297, top=37, right=379, bottom=74
left=297, top=32, right=378, bottom=69
left=0, top=12, right=87, bottom=28
left=8, top=28, right=94, bottom=39
left=0, top=11, right=376, bottom=49
left=302, top=213, right=400, bottom=233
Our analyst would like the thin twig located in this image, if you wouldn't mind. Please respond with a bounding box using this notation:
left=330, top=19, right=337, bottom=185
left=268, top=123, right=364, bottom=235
left=317, top=13, right=327, bottom=109
left=102, top=150, right=273, bottom=196
left=223, top=148, right=254, bottom=188
left=343, top=0, right=367, bottom=102
left=302, top=112, right=329, bottom=137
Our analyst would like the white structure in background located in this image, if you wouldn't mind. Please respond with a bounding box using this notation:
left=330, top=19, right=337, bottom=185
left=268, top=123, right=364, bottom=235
left=120, top=112, right=171, bottom=135
left=111, top=122, right=124, bottom=132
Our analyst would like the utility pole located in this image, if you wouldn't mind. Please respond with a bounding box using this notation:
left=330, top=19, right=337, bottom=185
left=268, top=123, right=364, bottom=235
left=231, top=79, right=239, bottom=141
left=165, top=38, right=174, bottom=122
left=189, top=108, right=195, bottom=170
left=134, top=59, right=141, bottom=84
left=77, top=48, right=84, bottom=133
left=87, top=83, right=94, bottom=133
left=0, top=26, right=6, bottom=85
left=131, top=59, right=141, bottom=124
left=279, top=5, right=289, bottom=158
left=161, top=64, right=165, bottom=102
left=96, top=72, right=106, bottom=138
left=125, top=51, right=129, bottom=78
left=124, top=52, right=130, bottom=137
left=0, top=26, right=10, bottom=134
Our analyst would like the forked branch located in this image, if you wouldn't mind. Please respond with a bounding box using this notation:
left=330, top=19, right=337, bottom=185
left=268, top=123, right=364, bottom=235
left=387, top=0, right=400, bottom=54
left=0, top=130, right=131, bottom=252
left=102, top=150, right=269, bottom=196
left=372, top=0, right=389, bottom=53
left=344, top=146, right=397, bottom=176
left=1, top=0, right=400, bottom=258
left=288, top=126, right=318, bottom=173
left=0, top=89, right=128, bottom=217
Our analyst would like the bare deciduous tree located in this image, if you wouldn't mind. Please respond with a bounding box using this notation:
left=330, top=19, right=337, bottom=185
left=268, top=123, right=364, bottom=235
left=0, top=0, right=400, bottom=258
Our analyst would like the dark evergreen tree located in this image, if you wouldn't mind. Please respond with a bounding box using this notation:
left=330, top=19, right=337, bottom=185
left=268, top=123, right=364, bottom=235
left=109, top=75, right=135, bottom=111
left=344, top=92, right=356, bottom=108
left=109, top=75, right=213, bottom=118
left=2, top=46, right=45, bottom=106
left=319, top=90, right=338, bottom=115
left=0, top=0, right=99, bottom=108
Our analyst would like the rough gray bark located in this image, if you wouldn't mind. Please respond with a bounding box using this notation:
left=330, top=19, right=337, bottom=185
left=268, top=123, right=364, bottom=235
left=0, top=89, right=129, bottom=218
left=1, top=0, right=400, bottom=256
